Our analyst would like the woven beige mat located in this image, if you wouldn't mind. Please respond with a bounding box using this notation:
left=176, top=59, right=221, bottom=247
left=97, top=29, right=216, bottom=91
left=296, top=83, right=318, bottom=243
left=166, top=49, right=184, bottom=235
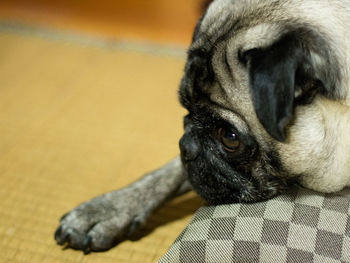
left=0, top=24, right=203, bottom=263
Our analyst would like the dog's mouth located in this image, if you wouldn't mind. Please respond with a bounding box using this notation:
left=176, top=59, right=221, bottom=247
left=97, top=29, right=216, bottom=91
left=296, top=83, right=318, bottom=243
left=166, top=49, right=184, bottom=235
left=180, top=131, right=290, bottom=204
left=180, top=134, right=260, bottom=204
left=181, top=166, right=240, bottom=204
left=183, top=158, right=288, bottom=204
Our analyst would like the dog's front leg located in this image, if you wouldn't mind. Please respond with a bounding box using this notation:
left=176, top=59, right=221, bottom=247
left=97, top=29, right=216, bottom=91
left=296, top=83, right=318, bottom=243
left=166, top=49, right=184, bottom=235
left=54, top=156, right=190, bottom=253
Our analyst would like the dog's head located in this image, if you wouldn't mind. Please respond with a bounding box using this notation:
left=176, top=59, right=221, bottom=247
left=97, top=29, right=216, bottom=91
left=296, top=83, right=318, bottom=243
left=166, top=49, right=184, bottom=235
left=179, top=0, right=349, bottom=203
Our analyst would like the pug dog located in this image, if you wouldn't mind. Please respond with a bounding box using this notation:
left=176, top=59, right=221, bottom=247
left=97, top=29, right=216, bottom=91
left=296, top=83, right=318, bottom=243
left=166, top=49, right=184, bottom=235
left=55, top=0, right=350, bottom=253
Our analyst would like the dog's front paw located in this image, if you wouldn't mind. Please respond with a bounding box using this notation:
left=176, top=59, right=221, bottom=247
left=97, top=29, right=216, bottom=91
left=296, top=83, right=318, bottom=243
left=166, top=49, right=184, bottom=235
left=54, top=190, right=149, bottom=253
left=55, top=157, right=186, bottom=253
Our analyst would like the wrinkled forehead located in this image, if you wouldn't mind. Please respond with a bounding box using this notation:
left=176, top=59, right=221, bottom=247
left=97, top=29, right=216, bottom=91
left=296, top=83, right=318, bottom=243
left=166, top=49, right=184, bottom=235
left=200, top=0, right=238, bottom=37
left=192, top=0, right=287, bottom=49
left=191, top=0, right=240, bottom=50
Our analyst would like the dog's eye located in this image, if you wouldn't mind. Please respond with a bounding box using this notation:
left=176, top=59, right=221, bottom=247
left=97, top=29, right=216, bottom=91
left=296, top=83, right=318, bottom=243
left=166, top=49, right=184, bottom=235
left=218, top=128, right=240, bottom=152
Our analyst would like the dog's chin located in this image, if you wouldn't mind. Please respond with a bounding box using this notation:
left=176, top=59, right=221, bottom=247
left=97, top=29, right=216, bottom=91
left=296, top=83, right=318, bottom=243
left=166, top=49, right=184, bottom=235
left=182, top=157, right=286, bottom=204
left=180, top=133, right=288, bottom=204
left=180, top=148, right=272, bottom=204
left=183, top=168, right=244, bottom=204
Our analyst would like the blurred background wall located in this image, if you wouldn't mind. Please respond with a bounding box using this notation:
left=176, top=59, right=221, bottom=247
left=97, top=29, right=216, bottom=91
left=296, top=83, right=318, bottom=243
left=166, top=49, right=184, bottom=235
left=0, top=0, right=208, bottom=45
left=0, top=1, right=213, bottom=262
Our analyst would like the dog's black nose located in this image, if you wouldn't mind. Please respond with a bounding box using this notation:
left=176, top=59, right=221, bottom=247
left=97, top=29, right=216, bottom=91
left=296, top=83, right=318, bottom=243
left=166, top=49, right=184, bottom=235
left=179, top=134, right=200, bottom=162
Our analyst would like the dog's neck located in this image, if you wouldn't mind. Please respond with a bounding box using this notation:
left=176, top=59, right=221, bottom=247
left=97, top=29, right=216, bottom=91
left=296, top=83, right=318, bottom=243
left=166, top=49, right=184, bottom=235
left=303, top=97, right=350, bottom=191
left=278, top=96, right=350, bottom=192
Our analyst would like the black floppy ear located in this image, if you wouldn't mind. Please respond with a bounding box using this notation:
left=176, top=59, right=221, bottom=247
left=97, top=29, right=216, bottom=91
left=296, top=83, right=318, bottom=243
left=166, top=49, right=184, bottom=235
left=247, top=36, right=304, bottom=141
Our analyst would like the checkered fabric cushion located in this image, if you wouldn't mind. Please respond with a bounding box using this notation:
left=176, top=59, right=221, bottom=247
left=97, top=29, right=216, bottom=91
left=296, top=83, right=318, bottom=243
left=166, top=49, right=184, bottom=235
left=159, top=187, right=350, bottom=263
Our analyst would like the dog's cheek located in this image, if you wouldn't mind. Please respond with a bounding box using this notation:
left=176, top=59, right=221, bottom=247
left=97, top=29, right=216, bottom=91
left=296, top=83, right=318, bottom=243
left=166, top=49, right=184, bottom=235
left=250, top=160, right=287, bottom=199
